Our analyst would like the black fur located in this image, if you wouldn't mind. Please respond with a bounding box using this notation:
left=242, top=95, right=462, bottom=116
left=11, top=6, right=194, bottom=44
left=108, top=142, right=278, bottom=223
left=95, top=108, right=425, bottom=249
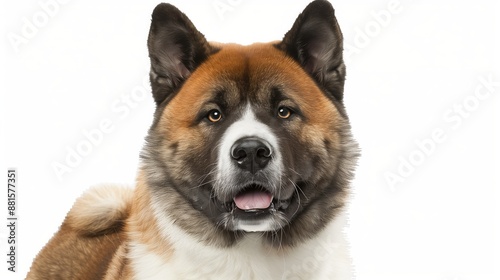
left=275, top=0, right=346, bottom=104
left=147, top=3, right=217, bottom=106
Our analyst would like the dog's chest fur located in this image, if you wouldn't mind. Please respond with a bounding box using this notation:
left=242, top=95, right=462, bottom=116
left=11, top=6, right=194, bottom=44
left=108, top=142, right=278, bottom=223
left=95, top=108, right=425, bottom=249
left=128, top=214, right=351, bottom=280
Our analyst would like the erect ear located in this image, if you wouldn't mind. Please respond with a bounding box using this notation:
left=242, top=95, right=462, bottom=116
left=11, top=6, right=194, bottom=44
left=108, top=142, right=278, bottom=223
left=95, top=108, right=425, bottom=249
left=147, top=3, right=213, bottom=105
left=276, top=0, right=346, bottom=101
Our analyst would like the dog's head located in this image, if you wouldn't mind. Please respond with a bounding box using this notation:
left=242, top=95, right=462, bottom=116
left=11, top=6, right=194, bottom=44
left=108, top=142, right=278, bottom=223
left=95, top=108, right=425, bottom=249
left=142, top=0, right=358, bottom=246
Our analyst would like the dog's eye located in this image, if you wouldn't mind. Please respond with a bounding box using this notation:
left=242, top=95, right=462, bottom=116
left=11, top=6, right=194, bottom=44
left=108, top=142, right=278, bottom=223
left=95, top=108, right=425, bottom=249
left=277, top=107, right=292, bottom=119
left=207, top=109, right=222, bottom=122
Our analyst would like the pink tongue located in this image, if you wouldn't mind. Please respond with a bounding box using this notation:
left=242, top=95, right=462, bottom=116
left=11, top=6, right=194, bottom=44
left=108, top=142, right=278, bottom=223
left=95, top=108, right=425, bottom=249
left=234, top=190, right=273, bottom=210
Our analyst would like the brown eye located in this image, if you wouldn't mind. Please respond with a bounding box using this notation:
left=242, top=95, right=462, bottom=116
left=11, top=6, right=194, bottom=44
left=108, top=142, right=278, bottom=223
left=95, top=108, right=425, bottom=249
left=207, top=109, right=222, bottom=122
left=278, top=107, right=292, bottom=119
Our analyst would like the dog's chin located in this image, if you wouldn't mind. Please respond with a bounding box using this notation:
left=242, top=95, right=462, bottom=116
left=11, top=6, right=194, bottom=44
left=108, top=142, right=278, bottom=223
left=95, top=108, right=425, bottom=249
left=213, top=183, right=300, bottom=232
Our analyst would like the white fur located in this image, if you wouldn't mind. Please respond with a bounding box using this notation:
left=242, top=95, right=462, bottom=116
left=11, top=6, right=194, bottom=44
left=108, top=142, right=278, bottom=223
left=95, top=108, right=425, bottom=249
left=129, top=200, right=353, bottom=280
left=67, top=184, right=133, bottom=233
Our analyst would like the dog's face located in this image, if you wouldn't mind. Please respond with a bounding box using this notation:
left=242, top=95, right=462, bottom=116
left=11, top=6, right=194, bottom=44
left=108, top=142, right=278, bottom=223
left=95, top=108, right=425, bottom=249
left=142, top=0, right=358, bottom=247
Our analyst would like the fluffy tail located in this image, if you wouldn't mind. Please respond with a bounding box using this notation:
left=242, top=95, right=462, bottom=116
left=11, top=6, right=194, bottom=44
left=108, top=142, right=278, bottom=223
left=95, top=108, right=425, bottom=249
left=66, top=185, right=133, bottom=235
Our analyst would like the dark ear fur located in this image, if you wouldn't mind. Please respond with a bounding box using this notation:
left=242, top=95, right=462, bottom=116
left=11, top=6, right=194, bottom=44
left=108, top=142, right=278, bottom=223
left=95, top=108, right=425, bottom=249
left=276, top=0, right=346, bottom=101
left=148, top=3, right=214, bottom=105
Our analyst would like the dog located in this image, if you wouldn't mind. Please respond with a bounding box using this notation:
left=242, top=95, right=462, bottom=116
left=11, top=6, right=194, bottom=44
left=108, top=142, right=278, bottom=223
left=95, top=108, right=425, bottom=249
left=27, top=1, right=359, bottom=279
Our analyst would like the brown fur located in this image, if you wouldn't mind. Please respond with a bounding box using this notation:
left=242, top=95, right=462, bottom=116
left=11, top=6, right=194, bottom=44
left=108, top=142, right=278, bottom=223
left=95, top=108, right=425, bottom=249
left=125, top=172, right=175, bottom=263
left=26, top=185, right=132, bottom=279
left=156, top=43, right=339, bottom=174
left=27, top=176, right=171, bottom=279
left=161, top=43, right=341, bottom=139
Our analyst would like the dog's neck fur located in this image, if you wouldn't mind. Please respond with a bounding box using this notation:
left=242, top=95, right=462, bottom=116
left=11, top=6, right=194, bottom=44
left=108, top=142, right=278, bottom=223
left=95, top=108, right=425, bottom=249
left=123, top=173, right=352, bottom=279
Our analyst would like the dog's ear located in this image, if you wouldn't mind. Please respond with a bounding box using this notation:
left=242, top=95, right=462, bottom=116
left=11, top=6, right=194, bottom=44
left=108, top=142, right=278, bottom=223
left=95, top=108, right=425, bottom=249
left=148, top=3, right=213, bottom=105
left=276, top=0, right=345, bottom=101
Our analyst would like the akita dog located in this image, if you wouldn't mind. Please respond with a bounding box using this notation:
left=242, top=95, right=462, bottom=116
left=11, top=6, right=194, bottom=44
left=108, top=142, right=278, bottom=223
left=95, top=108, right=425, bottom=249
left=28, top=1, right=359, bottom=279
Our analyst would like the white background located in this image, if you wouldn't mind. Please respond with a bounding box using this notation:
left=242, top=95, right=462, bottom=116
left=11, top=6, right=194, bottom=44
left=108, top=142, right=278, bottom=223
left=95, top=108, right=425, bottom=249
left=1, top=0, right=499, bottom=279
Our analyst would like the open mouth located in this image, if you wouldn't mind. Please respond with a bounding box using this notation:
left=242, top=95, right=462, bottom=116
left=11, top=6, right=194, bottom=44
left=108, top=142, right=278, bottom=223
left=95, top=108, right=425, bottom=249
left=227, top=184, right=292, bottom=214
left=211, top=183, right=300, bottom=232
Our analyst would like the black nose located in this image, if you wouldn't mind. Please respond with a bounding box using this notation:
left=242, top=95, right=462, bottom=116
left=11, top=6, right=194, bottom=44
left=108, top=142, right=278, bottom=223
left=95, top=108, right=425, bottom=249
left=231, top=137, right=272, bottom=174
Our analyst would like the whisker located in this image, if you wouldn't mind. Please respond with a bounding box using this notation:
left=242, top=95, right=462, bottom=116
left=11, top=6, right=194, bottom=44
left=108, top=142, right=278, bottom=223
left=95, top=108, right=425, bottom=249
left=287, top=167, right=302, bottom=177
left=287, top=178, right=307, bottom=200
